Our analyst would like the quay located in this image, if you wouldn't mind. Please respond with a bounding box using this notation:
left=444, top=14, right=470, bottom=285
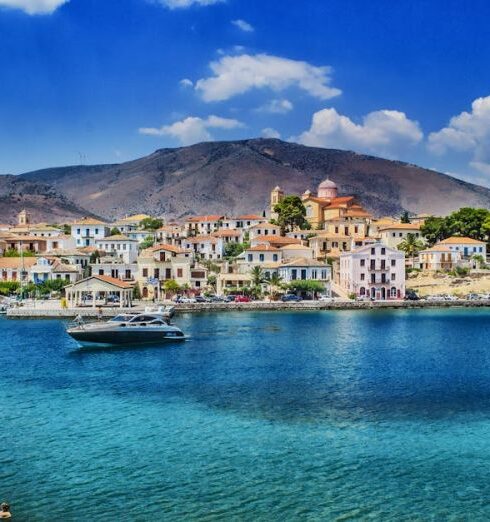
left=5, top=299, right=490, bottom=318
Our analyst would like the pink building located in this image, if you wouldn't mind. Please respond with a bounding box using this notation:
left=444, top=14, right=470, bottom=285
left=339, top=242, right=405, bottom=300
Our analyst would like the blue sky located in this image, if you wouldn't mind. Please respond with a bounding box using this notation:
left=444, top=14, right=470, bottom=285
left=1, top=0, right=490, bottom=186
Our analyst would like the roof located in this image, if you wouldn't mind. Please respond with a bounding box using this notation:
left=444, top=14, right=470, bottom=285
left=151, top=243, right=190, bottom=254
left=379, top=223, right=421, bottom=231
left=186, top=215, right=224, bottom=223
left=280, top=257, right=329, bottom=268
left=254, top=235, right=301, bottom=245
left=318, top=178, right=337, bottom=189
left=439, top=236, right=485, bottom=245
left=51, top=262, right=80, bottom=273
left=5, top=235, right=48, bottom=242
left=249, top=222, right=281, bottom=230
left=211, top=230, right=242, bottom=238
left=235, top=214, right=264, bottom=220
left=46, top=249, right=91, bottom=257
left=95, top=234, right=136, bottom=242
left=246, top=245, right=279, bottom=252
left=217, top=273, right=252, bottom=282
left=117, top=214, right=151, bottom=222
left=420, top=245, right=453, bottom=253
left=66, top=275, right=133, bottom=289
left=78, top=246, right=100, bottom=254
left=71, top=217, right=107, bottom=225
left=185, top=235, right=218, bottom=244
left=279, top=244, right=310, bottom=250
left=0, top=257, right=37, bottom=269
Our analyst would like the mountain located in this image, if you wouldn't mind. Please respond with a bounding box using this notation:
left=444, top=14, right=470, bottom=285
left=2, top=138, right=490, bottom=223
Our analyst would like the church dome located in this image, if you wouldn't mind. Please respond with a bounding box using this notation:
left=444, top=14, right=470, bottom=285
left=318, top=177, right=338, bottom=199
left=318, top=178, right=337, bottom=189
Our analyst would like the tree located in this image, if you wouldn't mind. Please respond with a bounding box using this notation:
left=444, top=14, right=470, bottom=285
left=445, top=207, right=489, bottom=241
left=250, top=266, right=265, bottom=287
left=265, top=272, right=283, bottom=300
left=288, top=280, right=325, bottom=295
left=140, top=217, right=163, bottom=231
left=398, top=233, right=425, bottom=264
left=110, top=227, right=121, bottom=236
left=139, top=235, right=155, bottom=250
left=224, top=242, right=246, bottom=259
left=273, top=195, right=308, bottom=233
left=163, top=279, right=180, bottom=297
left=89, top=250, right=101, bottom=263
left=420, top=217, right=450, bottom=246
left=3, top=249, right=35, bottom=257
left=401, top=211, right=410, bottom=224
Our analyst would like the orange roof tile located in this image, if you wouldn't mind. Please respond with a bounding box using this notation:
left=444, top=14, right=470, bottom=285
left=151, top=243, right=190, bottom=254
left=186, top=215, right=224, bottom=223
left=439, top=236, right=485, bottom=245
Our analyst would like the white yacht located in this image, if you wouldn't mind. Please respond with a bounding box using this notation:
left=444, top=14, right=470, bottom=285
left=66, top=307, right=185, bottom=347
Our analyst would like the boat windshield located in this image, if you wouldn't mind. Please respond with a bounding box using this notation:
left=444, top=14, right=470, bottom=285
left=109, top=314, right=135, bottom=322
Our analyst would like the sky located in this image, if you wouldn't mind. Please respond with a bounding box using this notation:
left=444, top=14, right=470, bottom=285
left=1, top=0, right=490, bottom=187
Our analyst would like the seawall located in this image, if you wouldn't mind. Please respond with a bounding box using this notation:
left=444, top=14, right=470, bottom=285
left=5, top=299, right=490, bottom=318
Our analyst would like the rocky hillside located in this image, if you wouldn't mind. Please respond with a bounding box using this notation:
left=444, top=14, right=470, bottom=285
left=1, top=138, right=490, bottom=223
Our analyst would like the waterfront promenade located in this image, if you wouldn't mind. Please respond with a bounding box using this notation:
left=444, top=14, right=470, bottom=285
left=6, top=298, right=490, bottom=318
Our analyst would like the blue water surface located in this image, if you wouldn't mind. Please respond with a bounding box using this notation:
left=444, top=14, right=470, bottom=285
left=2, top=309, right=490, bottom=520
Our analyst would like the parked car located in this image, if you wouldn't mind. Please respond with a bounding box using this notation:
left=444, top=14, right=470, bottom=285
left=224, top=295, right=237, bottom=302
left=404, top=290, right=420, bottom=301
left=281, top=294, right=302, bottom=302
left=194, top=295, right=209, bottom=303
left=318, top=295, right=333, bottom=302
left=235, top=295, right=251, bottom=303
left=174, top=295, right=196, bottom=303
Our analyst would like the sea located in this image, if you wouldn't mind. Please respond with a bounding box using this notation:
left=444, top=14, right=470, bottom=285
left=2, top=309, right=490, bottom=521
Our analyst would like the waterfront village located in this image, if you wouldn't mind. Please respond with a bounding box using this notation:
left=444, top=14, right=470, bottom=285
left=1, top=177, right=490, bottom=311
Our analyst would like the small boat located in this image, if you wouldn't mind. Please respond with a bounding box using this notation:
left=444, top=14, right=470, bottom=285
left=66, top=307, right=185, bottom=347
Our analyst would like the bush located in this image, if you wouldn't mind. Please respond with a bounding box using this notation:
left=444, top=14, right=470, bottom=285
left=451, top=266, right=470, bottom=277
left=0, top=282, right=20, bottom=296
left=348, top=292, right=357, bottom=300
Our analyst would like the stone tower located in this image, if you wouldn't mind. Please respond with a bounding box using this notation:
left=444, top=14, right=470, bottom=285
left=270, top=186, right=284, bottom=220
left=18, top=209, right=31, bottom=226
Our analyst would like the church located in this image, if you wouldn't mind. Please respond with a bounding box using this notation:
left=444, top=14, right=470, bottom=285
left=270, top=178, right=372, bottom=230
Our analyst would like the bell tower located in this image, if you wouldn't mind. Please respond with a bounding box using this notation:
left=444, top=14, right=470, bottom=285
left=18, top=209, right=31, bottom=226
left=270, top=186, right=284, bottom=220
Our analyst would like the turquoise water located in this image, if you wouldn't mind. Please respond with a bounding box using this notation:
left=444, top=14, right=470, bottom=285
left=2, top=310, right=490, bottom=520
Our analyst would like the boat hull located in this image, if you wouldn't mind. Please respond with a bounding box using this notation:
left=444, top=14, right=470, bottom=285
left=67, top=326, right=185, bottom=347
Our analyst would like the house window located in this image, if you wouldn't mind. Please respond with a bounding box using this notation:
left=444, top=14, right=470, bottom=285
left=77, top=228, right=81, bottom=235
left=354, top=226, right=359, bottom=234
left=273, top=254, right=278, bottom=262
left=248, top=254, right=253, bottom=262
left=360, top=259, right=365, bottom=267
left=391, top=259, right=396, bottom=267
left=391, top=273, right=396, bottom=281
left=177, top=268, right=183, bottom=278
left=361, top=273, right=365, bottom=281
left=154, top=269, right=160, bottom=279
left=291, top=269, right=297, bottom=280
left=95, top=229, right=99, bottom=235
left=312, top=270, right=317, bottom=279
left=371, top=248, right=375, bottom=255
left=259, top=254, right=265, bottom=262
left=142, top=268, right=148, bottom=277
left=381, top=248, right=386, bottom=255
left=392, top=232, right=396, bottom=237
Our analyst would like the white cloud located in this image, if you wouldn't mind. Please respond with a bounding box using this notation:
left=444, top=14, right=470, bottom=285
left=139, top=115, right=244, bottom=145
left=232, top=19, right=254, bottom=32
left=154, top=0, right=223, bottom=8
left=428, top=96, right=490, bottom=173
left=179, top=78, right=194, bottom=88
left=256, top=98, right=293, bottom=114
left=294, top=108, right=423, bottom=157
left=261, top=128, right=281, bottom=139
left=0, top=0, right=68, bottom=14
left=195, top=53, right=341, bottom=102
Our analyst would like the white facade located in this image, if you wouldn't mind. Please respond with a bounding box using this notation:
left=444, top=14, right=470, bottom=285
left=248, top=223, right=281, bottom=240
left=379, top=224, right=423, bottom=250
left=72, top=219, right=109, bottom=247
left=95, top=235, right=139, bottom=264
left=278, top=259, right=332, bottom=295
left=339, top=242, right=405, bottom=300
left=438, top=237, right=487, bottom=259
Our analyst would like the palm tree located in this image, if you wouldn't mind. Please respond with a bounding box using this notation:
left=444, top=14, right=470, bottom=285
left=398, top=233, right=425, bottom=266
left=250, top=266, right=265, bottom=287
left=267, top=272, right=283, bottom=300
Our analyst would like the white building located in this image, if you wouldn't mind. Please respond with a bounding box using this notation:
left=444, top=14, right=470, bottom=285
left=183, top=235, right=224, bottom=260
left=438, top=237, right=486, bottom=259
left=339, top=242, right=405, bottom=300
left=72, top=218, right=110, bottom=248
left=242, top=245, right=282, bottom=265
left=248, top=223, right=281, bottom=241
left=277, top=258, right=332, bottom=296
left=95, top=234, right=139, bottom=264
left=30, top=257, right=81, bottom=284
left=186, top=215, right=225, bottom=236
left=378, top=223, right=423, bottom=250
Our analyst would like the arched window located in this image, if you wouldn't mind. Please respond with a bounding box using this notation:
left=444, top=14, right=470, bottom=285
left=359, top=287, right=365, bottom=296
left=390, top=287, right=397, bottom=298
